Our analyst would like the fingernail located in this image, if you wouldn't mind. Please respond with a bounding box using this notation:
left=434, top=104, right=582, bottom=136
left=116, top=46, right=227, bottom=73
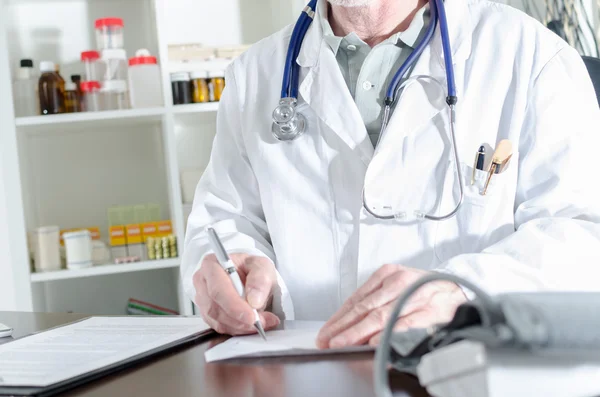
left=246, top=288, right=265, bottom=309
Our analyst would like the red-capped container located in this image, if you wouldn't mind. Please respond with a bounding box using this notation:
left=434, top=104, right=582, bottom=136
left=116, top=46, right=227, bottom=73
left=128, top=49, right=163, bottom=108
left=95, top=17, right=124, bottom=50
left=81, top=50, right=103, bottom=81
left=81, top=81, right=103, bottom=112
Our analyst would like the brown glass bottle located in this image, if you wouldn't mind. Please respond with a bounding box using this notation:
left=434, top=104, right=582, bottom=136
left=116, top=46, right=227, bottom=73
left=71, top=75, right=84, bottom=111
left=38, top=61, right=65, bottom=115
left=64, top=82, right=80, bottom=113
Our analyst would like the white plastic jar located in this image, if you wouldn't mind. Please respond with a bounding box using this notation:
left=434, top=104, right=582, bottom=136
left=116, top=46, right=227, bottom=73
left=102, top=80, right=129, bottom=110
left=33, top=226, right=61, bottom=272
left=95, top=17, right=124, bottom=50
left=81, top=81, right=103, bottom=111
left=63, top=230, right=93, bottom=270
left=128, top=49, right=163, bottom=108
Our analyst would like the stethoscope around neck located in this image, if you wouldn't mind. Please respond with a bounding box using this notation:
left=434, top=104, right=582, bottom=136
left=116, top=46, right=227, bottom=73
left=271, top=0, right=465, bottom=222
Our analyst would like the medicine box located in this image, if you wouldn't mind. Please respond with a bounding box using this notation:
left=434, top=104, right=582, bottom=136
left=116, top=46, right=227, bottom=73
left=125, top=224, right=142, bottom=244
left=156, top=220, right=173, bottom=237
left=109, top=226, right=126, bottom=246
left=141, top=222, right=158, bottom=243
left=126, top=224, right=145, bottom=260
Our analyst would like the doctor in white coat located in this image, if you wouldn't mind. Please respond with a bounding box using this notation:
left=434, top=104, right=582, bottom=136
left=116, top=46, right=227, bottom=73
left=182, top=0, right=600, bottom=349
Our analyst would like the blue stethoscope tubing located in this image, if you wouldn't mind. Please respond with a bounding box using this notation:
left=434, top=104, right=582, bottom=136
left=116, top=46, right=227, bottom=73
left=280, top=0, right=456, bottom=106
left=282, top=0, right=318, bottom=99
left=275, top=0, right=465, bottom=222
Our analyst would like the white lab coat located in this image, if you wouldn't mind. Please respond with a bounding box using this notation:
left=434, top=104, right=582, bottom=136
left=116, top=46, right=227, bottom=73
left=182, top=0, right=600, bottom=321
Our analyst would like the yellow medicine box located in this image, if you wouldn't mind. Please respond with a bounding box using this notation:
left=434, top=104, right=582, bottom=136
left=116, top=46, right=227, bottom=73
left=141, top=222, right=158, bottom=243
left=156, top=220, right=173, bottom=237
left=125, top=224, right=142, bottom=245
left=109, top=226, right=126, bottom=246
left=86, top=227, right=101, bottom=240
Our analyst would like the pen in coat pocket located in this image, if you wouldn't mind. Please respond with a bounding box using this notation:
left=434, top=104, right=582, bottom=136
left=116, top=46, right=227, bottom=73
left=471, top=145, right=486, bottom=185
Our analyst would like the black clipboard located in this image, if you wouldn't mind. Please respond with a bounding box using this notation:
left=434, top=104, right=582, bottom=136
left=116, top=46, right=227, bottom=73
left=0, top=319, right=215, bottom=397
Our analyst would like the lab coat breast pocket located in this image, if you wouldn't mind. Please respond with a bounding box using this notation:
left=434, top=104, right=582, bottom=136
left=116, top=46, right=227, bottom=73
left=433, top=152, right=519, bottom=264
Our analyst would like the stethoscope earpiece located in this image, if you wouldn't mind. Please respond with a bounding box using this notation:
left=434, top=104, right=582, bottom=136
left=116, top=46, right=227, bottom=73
left=271, top=97, right=306, bottom=141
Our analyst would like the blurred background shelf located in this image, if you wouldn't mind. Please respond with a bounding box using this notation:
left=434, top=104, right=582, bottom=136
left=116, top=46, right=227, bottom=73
left=30, top=258, right=180, bottom=282
left=0, top=0, right=304, bottom=315
left=15, top=107, right=166, bottom=128
left=171, top=102, right=219, bottom=114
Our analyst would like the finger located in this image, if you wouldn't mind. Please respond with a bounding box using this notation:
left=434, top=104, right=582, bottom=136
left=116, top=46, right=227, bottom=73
left=395, top=309, right=440, bottom=332
left=327, top=301, right=398, bottom=348
left=196, top=276, right=256, bottom=334
left=317, top=285, right=396, bottom=348
left=203, top=270, right=280, bottom=332
left=241, top=257, right=276, bottom=310
left=326, top=264, right=402, bottom=326
left=259, top=312, right=281, bottom=330
left=317, top=271, right=427, bottom=348
left=368, top=318, right=419, bottom=347
left=369, top=332, right=382, bottom=347
left=203, top=260, right=256, bottom=325
left=204, top=315, right=255, bottom=336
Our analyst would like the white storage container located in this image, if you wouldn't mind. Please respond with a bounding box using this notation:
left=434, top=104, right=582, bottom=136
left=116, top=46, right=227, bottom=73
left=32, top=226, right=61, bottom=272
left=12, top=59, right=37, bottom=117
left=95, top=17, right=124, bottom=50
left=63, top=230, right=93, bottom=270
left=128, top=49, right=163, bottom=108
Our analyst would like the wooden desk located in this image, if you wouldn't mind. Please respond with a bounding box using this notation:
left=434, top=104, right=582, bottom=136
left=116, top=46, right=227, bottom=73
left=0, top=312, right=431, bottom=397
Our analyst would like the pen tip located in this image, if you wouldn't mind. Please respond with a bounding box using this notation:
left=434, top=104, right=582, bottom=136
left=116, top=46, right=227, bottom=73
left=479, top=145, right=485, bottom=152
left=255, top=321, right=267, bottom=341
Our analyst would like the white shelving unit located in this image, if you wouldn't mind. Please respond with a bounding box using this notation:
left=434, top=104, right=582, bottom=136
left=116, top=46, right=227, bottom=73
left=30, top=259, right=180, bottom=283
left=0, top=0, right=301, bottom=315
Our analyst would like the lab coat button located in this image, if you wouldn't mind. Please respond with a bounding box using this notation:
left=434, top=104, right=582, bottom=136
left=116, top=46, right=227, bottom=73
left=362, top=81, right=373, bottom=91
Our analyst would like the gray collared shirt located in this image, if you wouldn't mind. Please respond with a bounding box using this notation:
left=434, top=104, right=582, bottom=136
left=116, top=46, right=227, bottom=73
left=320, top=6, right=430, bottom=147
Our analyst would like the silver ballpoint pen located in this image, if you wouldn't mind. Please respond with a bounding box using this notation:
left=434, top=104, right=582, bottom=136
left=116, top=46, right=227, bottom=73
left=206, top=228, right=268, bottom=341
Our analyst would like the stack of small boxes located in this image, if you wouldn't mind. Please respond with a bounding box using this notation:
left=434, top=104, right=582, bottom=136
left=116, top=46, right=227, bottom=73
left=108, top=204, right=177, bottom=263
left=146, top=234, right=177, bottom=260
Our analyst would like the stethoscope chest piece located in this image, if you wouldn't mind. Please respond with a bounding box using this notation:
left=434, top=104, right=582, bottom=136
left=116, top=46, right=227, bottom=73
left=272, top=97, right=306, bottom=141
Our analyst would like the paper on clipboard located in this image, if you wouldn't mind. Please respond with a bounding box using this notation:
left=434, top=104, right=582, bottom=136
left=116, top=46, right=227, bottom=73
left=0, top=316, right=210, bottom=387
left=204, top=321, right=374, bottom=362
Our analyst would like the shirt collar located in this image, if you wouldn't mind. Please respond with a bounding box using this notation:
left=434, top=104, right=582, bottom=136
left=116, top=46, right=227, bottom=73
left=320, top=4, right=430, bottom=54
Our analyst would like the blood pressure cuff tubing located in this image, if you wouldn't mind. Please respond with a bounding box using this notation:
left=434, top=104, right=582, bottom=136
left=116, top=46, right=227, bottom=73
left=388, top=292, right=600, bottom=373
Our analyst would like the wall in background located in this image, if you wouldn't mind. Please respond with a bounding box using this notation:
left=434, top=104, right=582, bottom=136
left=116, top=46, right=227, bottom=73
left=164, top=0, right=303, bottom=47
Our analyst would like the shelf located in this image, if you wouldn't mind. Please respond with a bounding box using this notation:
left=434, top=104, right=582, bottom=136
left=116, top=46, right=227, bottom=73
left=15, top=107, right=166, bottom=128
left=172, top=103, right=219, bottom=114
left=14, top=104, right=220, bottom=130
left=30, top=258, right=180, bottom=282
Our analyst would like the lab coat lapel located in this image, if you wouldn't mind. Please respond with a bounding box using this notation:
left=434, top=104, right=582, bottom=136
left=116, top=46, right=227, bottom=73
left=296, top=3, right=374, bottom=166
left=382, top=0, right=472, bottom=148
left=294, top=0, right=472, bottom=165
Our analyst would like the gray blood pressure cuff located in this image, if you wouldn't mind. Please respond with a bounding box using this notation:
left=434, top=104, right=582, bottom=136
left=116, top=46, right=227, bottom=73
left=388, top=292, right=600, bottom=374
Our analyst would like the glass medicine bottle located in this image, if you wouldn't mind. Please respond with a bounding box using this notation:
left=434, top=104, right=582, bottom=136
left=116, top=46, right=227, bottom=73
left=38, top=61, right=65, bottom=115
left=191, top=71, right=210, bottom=103
left=64, top=82, right=81, bottom=113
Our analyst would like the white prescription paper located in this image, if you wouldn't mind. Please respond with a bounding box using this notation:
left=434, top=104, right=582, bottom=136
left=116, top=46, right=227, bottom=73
left=204, top=321, right=374, bottom=362
left=0, top=316, right=210, bottom=387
